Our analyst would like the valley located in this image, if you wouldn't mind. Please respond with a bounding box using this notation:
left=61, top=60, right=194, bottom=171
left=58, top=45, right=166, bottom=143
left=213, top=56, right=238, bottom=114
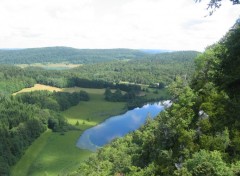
left=10, top=84, right=167, bottom=176
left=1, top=22, right=239, bottom=175
left=0, top=0, right=239, bottom=175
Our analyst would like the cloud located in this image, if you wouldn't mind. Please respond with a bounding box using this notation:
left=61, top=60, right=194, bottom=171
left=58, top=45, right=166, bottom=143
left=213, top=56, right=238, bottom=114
left=0, top=0, right=239, bottom=50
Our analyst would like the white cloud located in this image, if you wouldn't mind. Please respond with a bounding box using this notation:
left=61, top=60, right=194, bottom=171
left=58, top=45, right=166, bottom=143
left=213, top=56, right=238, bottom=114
left=0, top=0, right=239, bottom=51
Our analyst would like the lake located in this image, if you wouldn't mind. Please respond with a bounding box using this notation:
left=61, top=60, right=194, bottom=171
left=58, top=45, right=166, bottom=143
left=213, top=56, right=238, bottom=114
left=76, top=101, right=171, bottom=151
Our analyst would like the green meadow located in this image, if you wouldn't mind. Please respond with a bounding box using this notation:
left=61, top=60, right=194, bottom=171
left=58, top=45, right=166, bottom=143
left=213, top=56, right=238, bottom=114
left=11, top=130, right=92, bottom=176
left=11, top=87, right=126, bottom=176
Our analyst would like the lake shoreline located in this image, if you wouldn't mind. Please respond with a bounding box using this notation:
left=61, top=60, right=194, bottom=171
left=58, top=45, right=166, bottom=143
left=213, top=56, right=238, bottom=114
left=77, top=100, right=171, bottom=151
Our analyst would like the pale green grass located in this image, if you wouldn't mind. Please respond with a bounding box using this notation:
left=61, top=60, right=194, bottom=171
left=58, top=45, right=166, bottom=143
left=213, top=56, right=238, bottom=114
left=11, top=87, right=126, bottom=176
left=17, top=63, right=81, bottom=70
left=11, top=130, right=52, bottom=176
left=11, top=130, right=92, bottom=176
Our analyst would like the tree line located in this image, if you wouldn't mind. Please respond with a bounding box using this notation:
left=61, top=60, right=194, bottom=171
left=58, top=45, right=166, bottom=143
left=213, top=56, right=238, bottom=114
left=16, top=90, right=89, bottom=111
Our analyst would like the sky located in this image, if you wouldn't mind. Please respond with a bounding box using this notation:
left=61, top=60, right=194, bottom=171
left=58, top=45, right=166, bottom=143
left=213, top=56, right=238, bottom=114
left=0, top=0, right=239, bottom=51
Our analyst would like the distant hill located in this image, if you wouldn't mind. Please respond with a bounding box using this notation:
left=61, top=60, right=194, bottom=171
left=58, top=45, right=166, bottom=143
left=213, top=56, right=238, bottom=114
left=142, top=50, right=200, bottom=62
left=0, top=47, right=146, bottom=64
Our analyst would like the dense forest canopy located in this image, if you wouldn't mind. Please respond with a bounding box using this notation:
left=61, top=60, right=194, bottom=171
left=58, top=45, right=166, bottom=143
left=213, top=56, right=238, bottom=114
left=71, top=51, right=199, bottom=85
left=69, top=20, right=240, bottom=176
left=0, top=65, right=36, bottom=94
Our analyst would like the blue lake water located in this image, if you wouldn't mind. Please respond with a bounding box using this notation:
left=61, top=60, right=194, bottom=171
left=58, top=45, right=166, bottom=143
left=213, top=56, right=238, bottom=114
left=76, top=101, right=170, bottom=151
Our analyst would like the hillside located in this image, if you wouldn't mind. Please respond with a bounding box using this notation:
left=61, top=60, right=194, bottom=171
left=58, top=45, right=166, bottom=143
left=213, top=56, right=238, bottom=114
left=0, top=47, right=146, bottom=64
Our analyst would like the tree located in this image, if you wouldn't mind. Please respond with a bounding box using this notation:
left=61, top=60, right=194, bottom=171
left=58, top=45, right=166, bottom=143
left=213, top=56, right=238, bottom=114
left=196, top=0, right=240, bottom=15
left=113, top=89, right=123, bottom=102
left=0, top=157, right=10, bottom=176
left=104, top=87, right=112, bottom=101
left=178, top=150, right=233, bottom=176
left=196, top=0, right=240, bottom=7
left=158, top=82, right=165, bottom=89
left=214, top=23, right=240, bottom=101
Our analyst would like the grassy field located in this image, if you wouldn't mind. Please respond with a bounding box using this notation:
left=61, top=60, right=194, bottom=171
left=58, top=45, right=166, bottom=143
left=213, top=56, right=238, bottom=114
left=11, top=130, right=92, bottom=176
left=17, top=62, right=81, bottom=70
left=12, top=84, right=62, bottom=95
left=63, top=87, right=126, bottom=127
left=11, top=87, right=126, bottom=176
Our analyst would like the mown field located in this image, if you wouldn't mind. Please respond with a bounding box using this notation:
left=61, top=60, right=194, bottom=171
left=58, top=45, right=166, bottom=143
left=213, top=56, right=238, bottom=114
left=11, top=86, right=126, bottom=176
left=12, top=84, right=62, bottom=95
left=17, top=62, right=81, bottom=70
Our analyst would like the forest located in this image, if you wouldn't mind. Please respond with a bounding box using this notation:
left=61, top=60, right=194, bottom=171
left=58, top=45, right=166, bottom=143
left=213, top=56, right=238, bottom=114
left=71, top=51, right=198, bottom=85
left=69, top=20, right=240, bottom=176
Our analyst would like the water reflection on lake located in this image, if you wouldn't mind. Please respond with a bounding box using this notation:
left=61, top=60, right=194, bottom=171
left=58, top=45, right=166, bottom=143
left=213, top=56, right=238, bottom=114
left=76, top=101, right=170, bottom=151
